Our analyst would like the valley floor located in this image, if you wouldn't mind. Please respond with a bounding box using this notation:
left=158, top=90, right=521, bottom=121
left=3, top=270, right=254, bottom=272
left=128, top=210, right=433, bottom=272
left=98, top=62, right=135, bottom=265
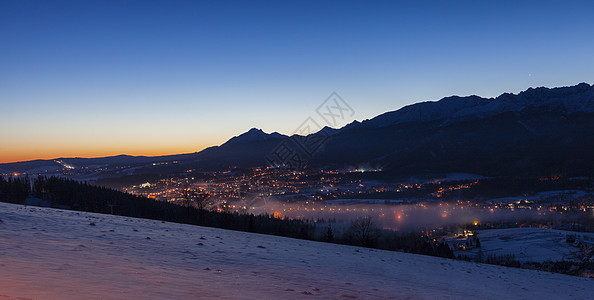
left=0, top=202, right=592, bottom=299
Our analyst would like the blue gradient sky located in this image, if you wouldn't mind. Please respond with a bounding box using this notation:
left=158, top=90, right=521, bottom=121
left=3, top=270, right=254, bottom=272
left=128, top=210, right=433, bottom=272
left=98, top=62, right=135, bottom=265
left=1, top=0, right=593, bottom=162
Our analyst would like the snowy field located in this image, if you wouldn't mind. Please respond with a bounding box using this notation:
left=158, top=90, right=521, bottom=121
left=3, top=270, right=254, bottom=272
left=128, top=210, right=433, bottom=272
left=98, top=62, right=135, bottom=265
left=474, top=228, right=594, bottom=262
left=1, top=202, right=592, bottom=299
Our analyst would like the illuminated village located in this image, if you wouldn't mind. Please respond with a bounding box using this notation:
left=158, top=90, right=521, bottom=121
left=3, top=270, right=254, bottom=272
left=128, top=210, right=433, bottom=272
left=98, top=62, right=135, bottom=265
left=123, top=167, right=593, bottom=231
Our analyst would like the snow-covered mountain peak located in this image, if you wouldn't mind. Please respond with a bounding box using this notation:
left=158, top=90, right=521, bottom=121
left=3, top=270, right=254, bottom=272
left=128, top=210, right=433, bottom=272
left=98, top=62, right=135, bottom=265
left=223, top=128, right=287, bottom=145
left=364, top=83, right=593, bottom=128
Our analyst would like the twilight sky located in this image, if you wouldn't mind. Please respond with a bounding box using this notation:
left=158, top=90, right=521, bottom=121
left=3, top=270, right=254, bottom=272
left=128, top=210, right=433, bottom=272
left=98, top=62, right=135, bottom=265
left=1, top=0, right=593, bottom=163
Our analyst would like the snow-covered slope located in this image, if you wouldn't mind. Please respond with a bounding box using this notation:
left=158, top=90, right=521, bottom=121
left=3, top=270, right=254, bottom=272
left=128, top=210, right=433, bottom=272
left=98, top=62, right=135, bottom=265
left=365, top=82, right=594, bottom=128
left=475, top=228, right=594, bottom=263
left=0, top=202, right=592, bottom=299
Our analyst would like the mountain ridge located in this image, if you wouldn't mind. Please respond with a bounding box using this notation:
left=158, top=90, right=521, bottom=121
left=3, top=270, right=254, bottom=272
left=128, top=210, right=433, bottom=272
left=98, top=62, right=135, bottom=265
left=222, top=128, right=287, bottom=146
left=2, top=82, right=593, bottom=179
left=362, top=82, right=593, bottom=128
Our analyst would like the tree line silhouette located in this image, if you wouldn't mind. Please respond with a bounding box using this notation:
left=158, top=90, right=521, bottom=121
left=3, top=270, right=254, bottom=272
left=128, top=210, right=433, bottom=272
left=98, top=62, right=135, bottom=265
left=0, top=175, right=453, bottom=258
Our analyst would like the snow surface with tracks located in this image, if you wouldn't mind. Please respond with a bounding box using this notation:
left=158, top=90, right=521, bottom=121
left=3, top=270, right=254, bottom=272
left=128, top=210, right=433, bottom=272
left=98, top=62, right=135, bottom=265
left=1, top=202, right=592, bottom=299
left=476, top=228, right=594, bottom=262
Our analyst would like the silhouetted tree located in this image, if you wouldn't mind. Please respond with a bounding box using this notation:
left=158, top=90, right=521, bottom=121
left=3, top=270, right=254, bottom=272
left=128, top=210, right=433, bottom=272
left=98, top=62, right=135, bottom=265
left=325, top=225, right=334, bottom=242
left=347, top=216, right=381, bottom=247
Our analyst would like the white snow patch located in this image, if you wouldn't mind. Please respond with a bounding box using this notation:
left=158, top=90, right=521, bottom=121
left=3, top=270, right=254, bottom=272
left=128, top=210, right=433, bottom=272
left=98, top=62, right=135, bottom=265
left=0, top=202, right=592, bottom=299
left=472, top=228, right=594, bottom=263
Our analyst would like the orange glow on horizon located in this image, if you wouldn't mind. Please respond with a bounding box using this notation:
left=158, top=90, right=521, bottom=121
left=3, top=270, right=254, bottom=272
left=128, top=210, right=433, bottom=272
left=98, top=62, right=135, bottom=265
left=0, top=145, right=212, bottom=164
left=0, top=120, right=249, bottom=164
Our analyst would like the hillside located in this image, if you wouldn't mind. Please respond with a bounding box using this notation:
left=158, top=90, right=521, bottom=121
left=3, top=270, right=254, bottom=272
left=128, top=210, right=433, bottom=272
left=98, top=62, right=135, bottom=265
left=0, top=202, right=592, bottom=299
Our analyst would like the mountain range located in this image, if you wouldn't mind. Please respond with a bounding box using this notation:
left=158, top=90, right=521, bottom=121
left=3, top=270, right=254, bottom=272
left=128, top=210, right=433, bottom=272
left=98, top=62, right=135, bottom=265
left=2, top=83, right=593, bottom=181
